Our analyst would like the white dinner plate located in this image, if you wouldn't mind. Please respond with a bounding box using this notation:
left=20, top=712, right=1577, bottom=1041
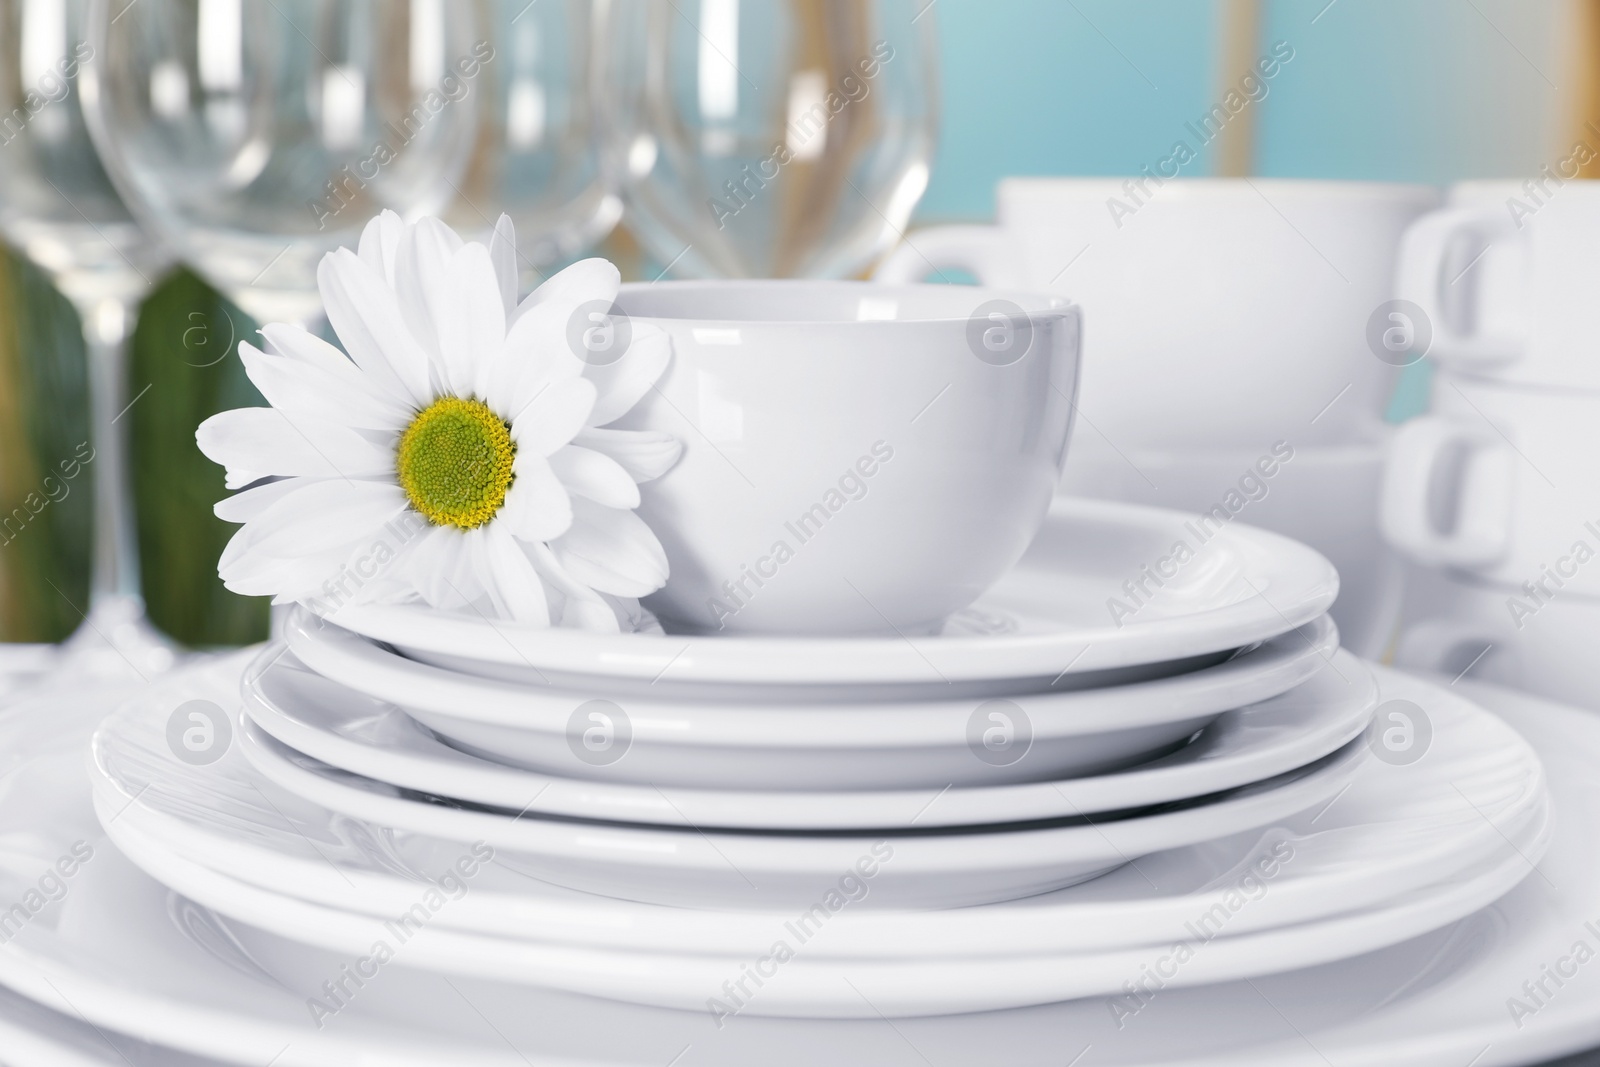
left=94, top=663, right=1365, bottom=909
left=93, top=683, right=1547, bottom=958
left=311, top=498, right=1340, bottom=698
left=241, top=642, right=1373, bottom=829
left=96, top=799, right=1547, bottom=1017
left=1, top=657, right=1595, bottom=1065
left=284, top=612, right=1341, bottom=790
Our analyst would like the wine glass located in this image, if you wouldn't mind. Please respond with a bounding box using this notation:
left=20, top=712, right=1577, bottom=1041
left=596, top=0, right=938, bottom=279
left=440, top=0, right=621, bottom=290
left=81, top=0, right=485, bottom=330
left=0, top=0, right=177, bottom=677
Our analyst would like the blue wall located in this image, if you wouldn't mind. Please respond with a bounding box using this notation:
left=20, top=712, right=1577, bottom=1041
left=916, top=0, right=1564, bottom=223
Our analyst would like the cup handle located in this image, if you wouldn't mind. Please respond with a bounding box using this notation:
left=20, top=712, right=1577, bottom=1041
left=1395, top=205, right=1522, bottom=366
left=1380, top=415, right=1514, bottom=567
left=873, top=225, right=1024, bottom=288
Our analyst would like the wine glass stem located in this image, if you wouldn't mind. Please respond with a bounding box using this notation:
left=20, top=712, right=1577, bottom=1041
left=83, top=297, right=140, bottom=613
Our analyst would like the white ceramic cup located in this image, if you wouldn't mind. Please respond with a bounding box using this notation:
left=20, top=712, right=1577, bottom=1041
left=1396, top=562, right=1600, bottom=712
left=1397, top=180, right=1600, bottom=389
left=874, top=178, right=1439, bottom=449
left=1381, top=371, right=1600, bottom=594
left=609, top=280, right=1081, bottom=635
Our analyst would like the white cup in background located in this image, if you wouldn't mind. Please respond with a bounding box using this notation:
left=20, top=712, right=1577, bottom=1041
left=875, top=178, right=1439, bottom=450
left=1381, top=371, right=1600, bottom=595
left=1398, top=180, right=1600, bottom=389
left=1395, top=562, right=1600, bottom=712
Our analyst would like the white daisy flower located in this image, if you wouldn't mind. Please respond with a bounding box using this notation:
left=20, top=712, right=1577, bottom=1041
left=197, top=211, right=681, bottom=632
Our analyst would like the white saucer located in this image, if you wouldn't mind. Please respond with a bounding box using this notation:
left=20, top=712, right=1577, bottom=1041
left=285, top=612, right=1342, bottom=790
left=93, top=662, right=1366, bottom=909
left=241, top=643, right=1374, bottom=829
left=97, top=802, right=1548, bottom=1017
left=2, top=657, right=1594, bottom=1064
left=312, top=498, right=1341, bottom=697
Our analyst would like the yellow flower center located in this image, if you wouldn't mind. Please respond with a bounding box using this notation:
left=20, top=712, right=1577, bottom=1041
left=396, top=397, right=515, bottom=530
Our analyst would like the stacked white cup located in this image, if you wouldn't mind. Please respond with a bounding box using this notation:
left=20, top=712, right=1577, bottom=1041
left=877, top=178, right=1440, bottom=657
left=1384, top=180, right=1600, bottom=706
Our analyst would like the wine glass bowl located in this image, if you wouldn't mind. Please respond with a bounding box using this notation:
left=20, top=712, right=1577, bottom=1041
left=441, top=0, right=621, bottom=286
left=0, top=0, right=177, bottom=674
left=82, top=0, right=487, bottom=326
left=598, top=0, right=939, bottom=279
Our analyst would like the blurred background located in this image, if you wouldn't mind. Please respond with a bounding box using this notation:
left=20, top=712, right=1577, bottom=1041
left=0, top=0, right=1584, bottom=648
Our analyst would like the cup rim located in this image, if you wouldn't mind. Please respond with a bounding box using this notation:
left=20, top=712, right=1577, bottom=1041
left=615, top=279, right=1077, bottom=328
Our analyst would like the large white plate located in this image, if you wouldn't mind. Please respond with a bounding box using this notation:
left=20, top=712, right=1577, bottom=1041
left=84, top=652, right=1543, bottom=957
left=0, top=983, right=223, bottom=1066
left=96, top=800, right=1548, bottom=1017
left=313, top=498, right=1341, bottom=696
left=0, top=658, right=1593, bottom=1065
left=240, top=643, right=1374, bottom=829
left=285, top=611, right=1341, bottom=790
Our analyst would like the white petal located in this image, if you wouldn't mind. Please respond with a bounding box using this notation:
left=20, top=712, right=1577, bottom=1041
left=479, top=525, right=549, bottom=624
left=547, top=445, right=639, bottom=509
left=490, top=214, right=518, bottom=317
left=525, top=540, right=618, bottom=632
left=393, top=217, right=468, bottom=388
left=443, top=243, right=508, bottom=401
left=585, top=322, right=672, bottom=427
left=234, top=480, right=407, bottom=557
left=241, top=338, right=410, bottom=432
left=197, top=408, right=394, bottom=482
left=356, top=210, right=406, bottom=286
left=424, top=242, right=504, bottom=400
left=397, top=524, right=480, bottom=610
left=551, top=498, right=669, bottom=597
left=509, top=377, right=596, bottom=455
left=500, top=451, right=572, bottom=542
left=509, top=257, right=619, bottom=327
left=484, top=258, right=618, bottom=409
left=221, top=542, right=355, bottom=600
left=573, top=427, right=682, bottom=483
left=319, top=250, right=433, bottom=407
left=214, top=476, right=303, bottom=523
left=482, top=300, right=586, bottom=419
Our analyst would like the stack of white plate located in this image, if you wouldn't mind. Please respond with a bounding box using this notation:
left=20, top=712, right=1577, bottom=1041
left=64, top=499, right=1554, bottom=1033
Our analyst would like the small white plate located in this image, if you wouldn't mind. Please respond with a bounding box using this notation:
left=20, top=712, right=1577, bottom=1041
left=92, top=670, right=1365, bottom=910
left=1, top=656, right=1592, bottom=1065
left=285, top=612, right=1341, bottom=790
left=240, top=644, right=1375, bottom=829
left=312, top=498, right=1340, bottom=697
left=98, top=800, right=1548, bottom=1017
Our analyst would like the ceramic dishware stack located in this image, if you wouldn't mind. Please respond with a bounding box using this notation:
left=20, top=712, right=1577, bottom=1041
left=83, top=497, right=1563, bottom=1020
left=1385, top=181, right=1600, bottom=709
left=875, top=178, right=1441, bottom=659
left=0, top=655, right=1584, bottom=1066
left=29, top=272, right=1557, bottom=1063
left=79, top=258, right=1555, bottom=1012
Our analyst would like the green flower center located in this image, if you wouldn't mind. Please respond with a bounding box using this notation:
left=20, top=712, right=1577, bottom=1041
left=396, top=397, right=515, bottom=530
